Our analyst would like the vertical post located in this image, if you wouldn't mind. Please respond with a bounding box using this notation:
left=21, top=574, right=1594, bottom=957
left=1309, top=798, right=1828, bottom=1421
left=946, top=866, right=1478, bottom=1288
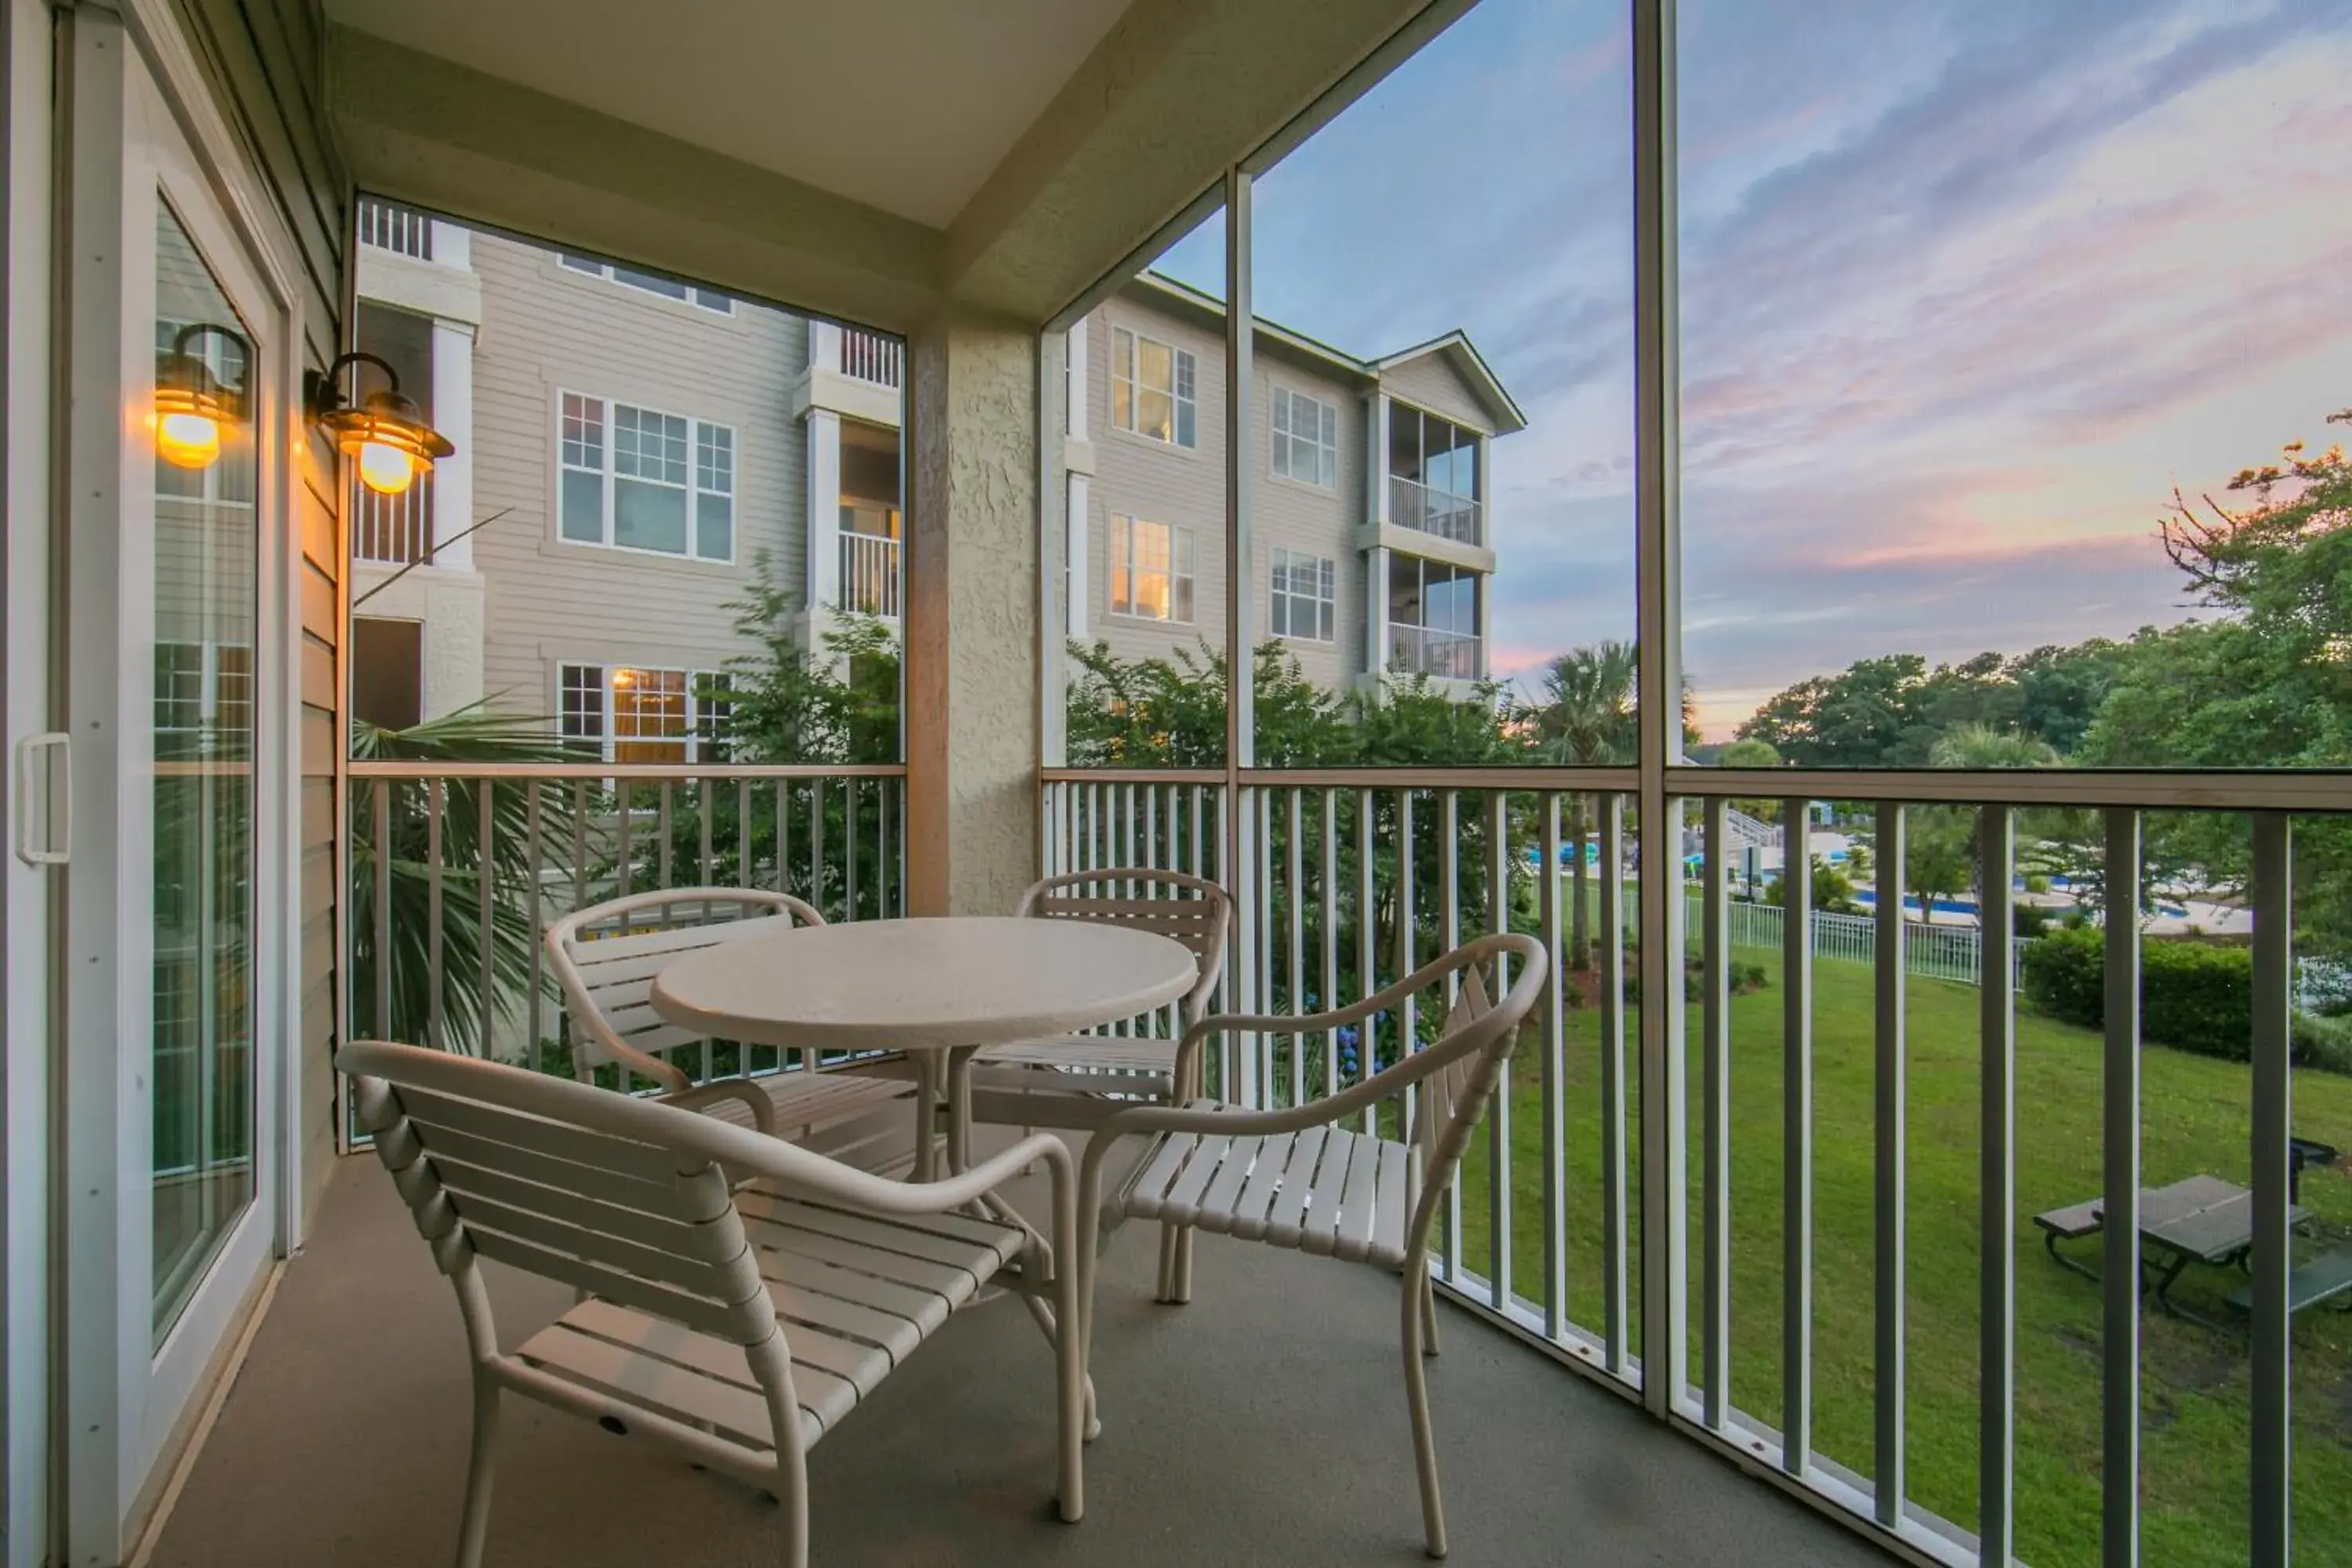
left=1600, top=794, right=1631, bottom=1375
left=426, top=780, right=446, bottom=1051
left=2101, top=808, right=2141, bottom=1568
left=1541, top=793, right=1567, bottom=1338
left=427, top=318, right=476, bottom=568
left=1632, top=0, right=1687, bottom=1418
left=1700, top=797, right=1730, bottom=1429
left=1782, top=797, right=1813, bottom=1475
left=1222, top=166, right=1258, bottom=1108
left=1488, top=790, right=1512, bottom=1306
left=2249, top=813, right=2292, bottom=1568
left=1872, top=801, right=1907, bottom=1527
left=1979, top=805, right=2016, bottom=1564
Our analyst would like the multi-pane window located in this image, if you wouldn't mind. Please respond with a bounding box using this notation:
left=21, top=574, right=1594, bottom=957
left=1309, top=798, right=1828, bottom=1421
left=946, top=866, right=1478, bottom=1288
left=153, top=641, right=254, bottom=755
left=1272, top=387, right=1338, bottom=488
left=1111, top=326, right=1197, bottom=448
left=1269, top=548, right=1336, bottom=642
left=557, top=393, right=734, bottom=561
left=557, top=253, right=733, bottom=314
left=558, top=663, right=732, bottom=764
left=1109, top=515, right=1196, bottom=623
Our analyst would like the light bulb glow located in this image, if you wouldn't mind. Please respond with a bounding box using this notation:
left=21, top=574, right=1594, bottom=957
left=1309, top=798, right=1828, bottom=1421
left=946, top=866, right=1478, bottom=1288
left=157, top=410, right=223, bottom=470
left=356, top=439, right=419, bottom=495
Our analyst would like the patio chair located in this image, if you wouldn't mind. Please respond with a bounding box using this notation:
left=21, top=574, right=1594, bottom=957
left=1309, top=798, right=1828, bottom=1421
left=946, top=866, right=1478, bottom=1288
left=546, top=889, right=916, bottom=1170
left=341, top=1039, right=1085, bottom=1568
left=1076, top=931, right=1546, bottom=1559
left=963, top=869, right=1231, bottom=1131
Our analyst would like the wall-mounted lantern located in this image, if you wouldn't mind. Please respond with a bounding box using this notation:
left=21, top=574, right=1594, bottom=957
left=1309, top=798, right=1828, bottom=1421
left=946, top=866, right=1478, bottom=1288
left=153, top=322, right=249, bottom=470
left=308, top=350, right=453, bottom=495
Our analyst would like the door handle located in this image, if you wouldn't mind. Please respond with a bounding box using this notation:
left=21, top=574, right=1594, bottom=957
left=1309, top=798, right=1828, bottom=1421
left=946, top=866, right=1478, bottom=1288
left=14, top=731, right=70, bottom=866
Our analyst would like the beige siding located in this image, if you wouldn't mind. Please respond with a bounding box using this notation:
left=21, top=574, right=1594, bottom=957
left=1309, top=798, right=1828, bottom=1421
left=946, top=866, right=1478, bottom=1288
left=466, top=234, right=812, bottom=717
left=1252, top=348, right=1367, bottom=688
left=172, top=0, right=347, bottom=1223
left=1378, top=350, right=1497, bottom=436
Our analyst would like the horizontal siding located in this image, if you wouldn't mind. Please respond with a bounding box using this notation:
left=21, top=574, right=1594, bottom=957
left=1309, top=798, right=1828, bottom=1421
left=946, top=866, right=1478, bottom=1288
left=1377, top=350, right=1496, bottom=436
left=465, top=234, right=822, bottom=717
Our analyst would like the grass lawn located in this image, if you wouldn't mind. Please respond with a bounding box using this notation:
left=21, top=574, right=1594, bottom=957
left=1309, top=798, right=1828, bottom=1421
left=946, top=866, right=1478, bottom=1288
left=1450, top=944, right=2352, bottom=1567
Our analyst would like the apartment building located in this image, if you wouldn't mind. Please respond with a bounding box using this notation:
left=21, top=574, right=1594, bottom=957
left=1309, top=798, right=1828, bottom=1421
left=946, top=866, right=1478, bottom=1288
left=1063, top=274, right=1525, bottom=695
left=346, top=201, right=905, bottom=760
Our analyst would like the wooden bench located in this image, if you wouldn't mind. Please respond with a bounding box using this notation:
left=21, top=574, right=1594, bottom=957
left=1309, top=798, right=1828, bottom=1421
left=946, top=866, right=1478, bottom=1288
left=2032, top=1200, right=2104, bottom=1279
left=2227, top=1250, right=2352, bottom=1318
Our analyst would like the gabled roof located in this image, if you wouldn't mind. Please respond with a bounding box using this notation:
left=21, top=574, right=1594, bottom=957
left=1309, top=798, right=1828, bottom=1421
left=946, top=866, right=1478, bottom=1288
left=1122, top=271, right=1526, bottom=437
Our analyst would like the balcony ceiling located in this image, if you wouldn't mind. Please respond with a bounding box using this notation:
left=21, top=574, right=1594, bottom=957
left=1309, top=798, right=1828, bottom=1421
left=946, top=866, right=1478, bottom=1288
left=323, top=0, right=1135, bottom=228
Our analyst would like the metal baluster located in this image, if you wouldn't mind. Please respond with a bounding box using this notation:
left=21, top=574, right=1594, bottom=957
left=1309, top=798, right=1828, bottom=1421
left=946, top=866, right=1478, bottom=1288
left=526, top=782, right=545, bottom=1074
left=1541, top=793, right=1566, bottom=1338
left=372, top=779, right=392, bottom=1041
left=1873, top=801, right=1908, bottom=1528
left=698, top=777, right=714, bottom=884
left=1288, top=787, right=1305, bottom=1107
left=1439, top=789, right=1460, bottom=1283
left=477, top=779, right=497, bottom=1059
left=1359, top=787, right=1377, bottom=1131
left=808, top=777, right=824, bottom=920
left=615, top=779, right=634, bottom=902
left=775, top=777, right=791, bottom=901
left=1322, top=788, right=1339, bottom=1112
left=1600, top=795, right=1629, bottom=1375
left=2249, top=813, right=2294, bottom=1567
left=2101, top=806, right=2141, bottom=1568
left=1397, top=789, right=1417, bottom=1173
left=426, top=779, right=445, bottom=1052
left=1488, top=790, right=1512, bottom=1312
left=845, top=778, right=860, bottom=922
left=658, top=780, right=675, bottom=891
left=1701, top=797, right=1731, bottom=1430
left=571, top=781, right=589, bottom=913
left=1979, top=804, right=2016, bottom=1564
left=1783, top=796, right=1813, bottom=1473
left=735, top=779, right=750, bottom=889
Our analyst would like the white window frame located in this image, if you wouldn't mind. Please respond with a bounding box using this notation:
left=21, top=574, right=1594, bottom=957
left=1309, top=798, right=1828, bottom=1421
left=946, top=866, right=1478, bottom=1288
left=1110, top=325, right=1198, bottom=448
left=1269, top=547, right=1337, bottom=643
left=555, top=390, right=736, bottom=563
left=557, top=252, right=734, bottom=314
left=151, top=639, right=254, bottom=746
left=557, top=662, right=733, bottom=763
left=1108, top=514, right=1196, bottom=624
left=1271, top=385, right=1338, bottom=489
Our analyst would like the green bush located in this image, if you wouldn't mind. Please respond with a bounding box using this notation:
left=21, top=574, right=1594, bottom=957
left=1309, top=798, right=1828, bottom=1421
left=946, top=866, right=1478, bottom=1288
left=2292, top=1011, right=2352, bottom=1074
left=2022, top=927, right=2283, bottom=1065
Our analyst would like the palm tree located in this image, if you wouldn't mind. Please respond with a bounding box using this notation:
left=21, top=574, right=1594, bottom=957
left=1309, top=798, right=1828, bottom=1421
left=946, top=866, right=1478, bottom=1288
left=350, top=701, right=577, bottom=1052
left=1929, top=721, right=2060, bottom=770
left=1537, top=641, right=1638, bottom=971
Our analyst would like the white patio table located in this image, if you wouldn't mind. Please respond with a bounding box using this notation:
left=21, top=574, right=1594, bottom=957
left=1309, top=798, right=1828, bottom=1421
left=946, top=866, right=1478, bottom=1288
left=649, top=914, right=1199, bottom=1182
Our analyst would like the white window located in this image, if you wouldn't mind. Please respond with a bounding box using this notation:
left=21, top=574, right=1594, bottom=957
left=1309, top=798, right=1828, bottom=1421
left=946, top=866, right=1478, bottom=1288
left=558, top=253, right=733, bottom=314
left=1111, top=326, right=1197, bottom=448
left=1272, top=387, right=1337, bottom=488
left=1109, top=515, right=1196, bottom=623
left=557, top=393, right=735, bottom=561
left=153, top=641, right=252, bottom=753
left=558, top=662, right=732, bottom=764
left=1269, top=548, right=1336, bottom=642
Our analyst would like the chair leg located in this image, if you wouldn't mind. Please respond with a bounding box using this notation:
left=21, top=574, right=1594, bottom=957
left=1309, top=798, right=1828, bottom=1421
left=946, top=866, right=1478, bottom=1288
left=1401, top=1273, right=1449, bottom=1559
left=1054, top=1178, right=1087, bottom=1523
left=1155, top=1224, right=1179, bottom=1304
left=454, top=1374, right=501, bottom=1568
left=1421, top=1268, right=1441, bottom=1357
left=1172, top=1225, right=1196, bottom=1305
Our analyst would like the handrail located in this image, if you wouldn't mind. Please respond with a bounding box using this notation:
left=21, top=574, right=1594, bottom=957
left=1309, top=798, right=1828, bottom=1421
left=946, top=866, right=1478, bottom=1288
left=349, top=760, right=906, bottom=779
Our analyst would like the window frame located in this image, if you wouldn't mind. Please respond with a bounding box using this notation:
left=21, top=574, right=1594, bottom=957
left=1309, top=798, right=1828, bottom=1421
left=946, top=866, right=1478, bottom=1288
left=1271, top=385, right=1339, bottom=490
left=1110, top=325, right=1199, bottom=449
left=556, top=661, right=734, bottom=764
left=557, top=252, right=734, bottom=315
left=1107, top=514, right=1197, bottom=625
left=1269, top=546, right=1338, bottom=643
left=555, top=390, right=737, bottom=564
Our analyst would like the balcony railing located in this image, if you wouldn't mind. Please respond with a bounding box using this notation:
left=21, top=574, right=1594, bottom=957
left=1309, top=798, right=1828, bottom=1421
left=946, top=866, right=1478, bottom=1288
left=355, top=196, right=432, bottom=260
left=1040, top=768, right=2336, bottom=1568
left=839, top=531, right=902, bottom=619
left=1388, top=622, right=1480, bottom=680
left=841, top=327, right=903, bottom=390
left=350, top=473, right=432, bottom=565
left=1388, top=474, right=1481, bottom=545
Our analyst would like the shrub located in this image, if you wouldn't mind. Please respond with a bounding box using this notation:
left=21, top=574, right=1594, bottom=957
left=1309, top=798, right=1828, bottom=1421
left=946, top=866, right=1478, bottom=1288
left=2292, top=1011, right=2352, bottom=1074
left=2022, top=927, right=2270, bottom=1065
left=2020, top=926, right=2103, bottom=1029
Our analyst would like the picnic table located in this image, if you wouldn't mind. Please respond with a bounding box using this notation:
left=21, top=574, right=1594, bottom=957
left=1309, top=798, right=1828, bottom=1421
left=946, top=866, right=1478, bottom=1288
left=2034, top=1174, right=2311, bottom=1327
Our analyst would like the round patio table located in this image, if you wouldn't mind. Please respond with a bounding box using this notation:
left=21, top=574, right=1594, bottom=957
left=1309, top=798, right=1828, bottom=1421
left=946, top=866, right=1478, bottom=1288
left=649, top=914, right=1198, bottom=1178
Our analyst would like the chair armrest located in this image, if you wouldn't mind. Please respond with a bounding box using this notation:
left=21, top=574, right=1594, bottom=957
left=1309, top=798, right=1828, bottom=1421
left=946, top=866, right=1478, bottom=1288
left=735, top=1130, right=1073, bottom=1220
left=1175, top=938, right=1504, bottom=1058
left=657, top=1078, right=777, bottom=1138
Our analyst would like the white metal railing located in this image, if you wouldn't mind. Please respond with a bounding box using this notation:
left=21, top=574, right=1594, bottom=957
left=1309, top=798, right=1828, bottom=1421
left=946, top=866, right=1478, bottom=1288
left=350, top=473, right=431, bottom=564
left=355, top=196, right=432, bottom=260
left=838, top=531, right=902, bottom=619
left=1388, top=474, right=1482, bottom=545
left=1388, top=622, right=1480, bottom=680
left=840, top=328, right=903, bottom=390
left=347, top=762, right=906, bottom=1095
left=1038, top=768, right=2329, bottom=1568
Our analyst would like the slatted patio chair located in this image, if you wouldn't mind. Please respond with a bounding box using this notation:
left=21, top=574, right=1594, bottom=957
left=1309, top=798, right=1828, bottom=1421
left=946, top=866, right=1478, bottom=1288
left=546, top=889, right=916, bottom=1170
left=1076, top=931, right=1546, bottom=1560
left=963, top=869, right=1231, bottom=1131
left=342, top=1039, right=1085, bottom=1568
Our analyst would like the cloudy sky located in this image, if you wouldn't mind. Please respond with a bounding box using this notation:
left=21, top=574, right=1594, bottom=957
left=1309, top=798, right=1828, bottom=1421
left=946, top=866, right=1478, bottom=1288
left=1159, top=0, right=2352, bottom=736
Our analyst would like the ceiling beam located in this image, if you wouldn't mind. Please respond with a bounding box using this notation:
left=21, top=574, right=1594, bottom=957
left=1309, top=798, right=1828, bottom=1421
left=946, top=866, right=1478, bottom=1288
left=943, top=0, right=1449, bottom=321
left=326, top=27, right=946, bottom=331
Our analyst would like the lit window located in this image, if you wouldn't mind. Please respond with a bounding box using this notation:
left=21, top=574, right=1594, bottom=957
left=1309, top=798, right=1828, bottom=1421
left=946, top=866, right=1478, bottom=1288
left=557, top=393, right=734, bottom=561
left=1272, top=387, right=1338, bottom=488
left=557, top=662, right=733, bottom=763
left=558, top=253, right=732, bottom=314
left=1109, top=515, right=1196, bottom=623
left=1269, top=548, right=1336, bottom=642
left=1111, top=326, right=1197, bottom=448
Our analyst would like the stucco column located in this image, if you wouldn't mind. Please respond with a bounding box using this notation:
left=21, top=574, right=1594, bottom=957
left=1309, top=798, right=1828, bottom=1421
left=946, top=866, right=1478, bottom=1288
left=906, top=305, right=1038, bottom=916
left=428, top=318, right=475, bottom=567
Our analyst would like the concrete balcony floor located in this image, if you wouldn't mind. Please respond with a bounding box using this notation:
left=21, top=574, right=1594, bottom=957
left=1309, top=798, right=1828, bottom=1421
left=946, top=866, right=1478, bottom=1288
left=149, top=1145, right=1889, bottom=1567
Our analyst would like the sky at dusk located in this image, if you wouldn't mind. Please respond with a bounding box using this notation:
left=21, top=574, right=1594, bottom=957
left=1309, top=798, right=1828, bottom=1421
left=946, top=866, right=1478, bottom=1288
left=1157, top=0, right=2352, bottom=737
